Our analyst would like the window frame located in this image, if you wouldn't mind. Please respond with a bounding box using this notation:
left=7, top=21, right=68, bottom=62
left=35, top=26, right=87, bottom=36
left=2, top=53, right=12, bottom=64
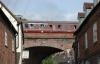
left=12, top=38, right=15, bottom=52
left=93, top=22, right=97, bottom=42
left=5, top=29, right=8, bottom=47
left=85, top=32, right=88, bottom=49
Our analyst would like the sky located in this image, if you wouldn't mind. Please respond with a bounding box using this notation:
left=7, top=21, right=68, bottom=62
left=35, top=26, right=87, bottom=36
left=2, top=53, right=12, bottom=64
left=1, top=0, right=93, bottom=21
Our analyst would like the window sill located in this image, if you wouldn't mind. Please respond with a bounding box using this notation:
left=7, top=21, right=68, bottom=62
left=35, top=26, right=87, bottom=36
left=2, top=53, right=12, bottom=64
left=93, top=41, right=98, bottom=46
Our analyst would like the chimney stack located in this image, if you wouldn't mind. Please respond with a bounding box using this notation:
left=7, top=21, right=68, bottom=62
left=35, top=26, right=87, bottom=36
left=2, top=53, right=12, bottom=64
left=93, top=0, right=100, bottom=6
left=77, top=12, right=85, bottom=25
left=83, top=2, right=94, bottom=17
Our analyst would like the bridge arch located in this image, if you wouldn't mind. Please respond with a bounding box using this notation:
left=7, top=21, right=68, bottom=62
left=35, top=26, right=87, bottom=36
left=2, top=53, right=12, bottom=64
left=23, top=46, right=62, bottom=64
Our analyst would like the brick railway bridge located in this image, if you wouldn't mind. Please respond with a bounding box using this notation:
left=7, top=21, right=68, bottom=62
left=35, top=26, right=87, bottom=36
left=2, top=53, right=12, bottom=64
left=23, top=21, right=79, bottom=64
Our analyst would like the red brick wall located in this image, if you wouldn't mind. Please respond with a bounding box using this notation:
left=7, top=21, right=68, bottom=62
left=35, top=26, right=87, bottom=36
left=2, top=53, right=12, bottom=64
left=75, top=5, right=100, bottom=64
left=24, top=33, right=74, bottom=38
left=0, top=15, right=16, bottom=64
left=24, top=38, right=74, bottom=50
left=24, top=32, right=74, bottom=50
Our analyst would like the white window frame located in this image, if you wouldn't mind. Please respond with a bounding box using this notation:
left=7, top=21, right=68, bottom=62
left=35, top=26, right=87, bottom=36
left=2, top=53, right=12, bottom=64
left=5, top=30, right=8, bottom=47
left=93, top=22, right=97, bottom=42
left=85, top=32, right=88, bottom=49
left=12, top=38, right=15, bottom=52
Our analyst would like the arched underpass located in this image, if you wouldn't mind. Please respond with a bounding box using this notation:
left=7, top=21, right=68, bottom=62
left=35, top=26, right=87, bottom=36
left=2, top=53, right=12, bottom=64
left=23, top=33, right=74, bottom=64
left=23, top=46, right=63, bottom=64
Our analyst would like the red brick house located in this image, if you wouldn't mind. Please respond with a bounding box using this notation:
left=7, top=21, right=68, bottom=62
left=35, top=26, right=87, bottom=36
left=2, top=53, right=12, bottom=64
left=0, top=1, right=23, bottom=64
left=0, top=7, right=17, bottom=64
left=72, top=1, right=100, bottom=64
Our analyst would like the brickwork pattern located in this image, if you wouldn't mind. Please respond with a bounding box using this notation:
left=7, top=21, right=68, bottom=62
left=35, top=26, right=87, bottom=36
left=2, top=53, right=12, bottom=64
left=24, top=38, right=74, bottom=51
left=0, top=15, right=16, bottom=64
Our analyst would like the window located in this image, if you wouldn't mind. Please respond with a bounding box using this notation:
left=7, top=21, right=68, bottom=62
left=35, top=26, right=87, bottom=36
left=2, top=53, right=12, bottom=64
left=58, top=25, right=61, bottom=29
left=93, top=22, right=97, bottom=42
left=5, top=30, right=8, bottom=47
left=29, top=24, right=35, bottom=29
left=98, top=56, right=100, bottom=64
left=39, top=24, right=45, bottom=29
left=12, top=38, right=15, bottom=52
left=85, top=32, right=88, bottom=49
left=49, top=25, right=52, bottom=29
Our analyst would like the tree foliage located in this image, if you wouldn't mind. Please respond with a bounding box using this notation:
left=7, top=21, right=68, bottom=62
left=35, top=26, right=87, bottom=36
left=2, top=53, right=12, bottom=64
left=41, top=55, right=58, bottom=64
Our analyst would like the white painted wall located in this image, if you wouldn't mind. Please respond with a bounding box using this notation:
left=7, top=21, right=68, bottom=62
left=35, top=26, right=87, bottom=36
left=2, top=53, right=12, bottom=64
left=17, top=24, right=23, bottom=64
left=17, top=25, right=23, bottom=52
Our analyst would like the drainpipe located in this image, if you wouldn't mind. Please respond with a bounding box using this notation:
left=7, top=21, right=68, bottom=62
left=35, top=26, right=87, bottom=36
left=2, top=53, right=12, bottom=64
left=16, top=22, right=21, bottom=49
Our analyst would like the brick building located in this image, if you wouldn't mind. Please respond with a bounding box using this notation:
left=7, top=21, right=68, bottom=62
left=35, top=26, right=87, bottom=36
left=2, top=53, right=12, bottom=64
left=0, top=1, right=24, bottom=64
left=72, top=0, right=100, bottom=64
left=0, top=2, right=17, bottom=64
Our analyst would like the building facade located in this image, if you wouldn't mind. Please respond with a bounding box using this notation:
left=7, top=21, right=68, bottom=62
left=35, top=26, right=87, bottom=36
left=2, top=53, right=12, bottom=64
left=0, top=1, right=24, bottom=64
left=73, top=1, right=100, bottom=64
left=0, top=2, right=17, bottom=64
